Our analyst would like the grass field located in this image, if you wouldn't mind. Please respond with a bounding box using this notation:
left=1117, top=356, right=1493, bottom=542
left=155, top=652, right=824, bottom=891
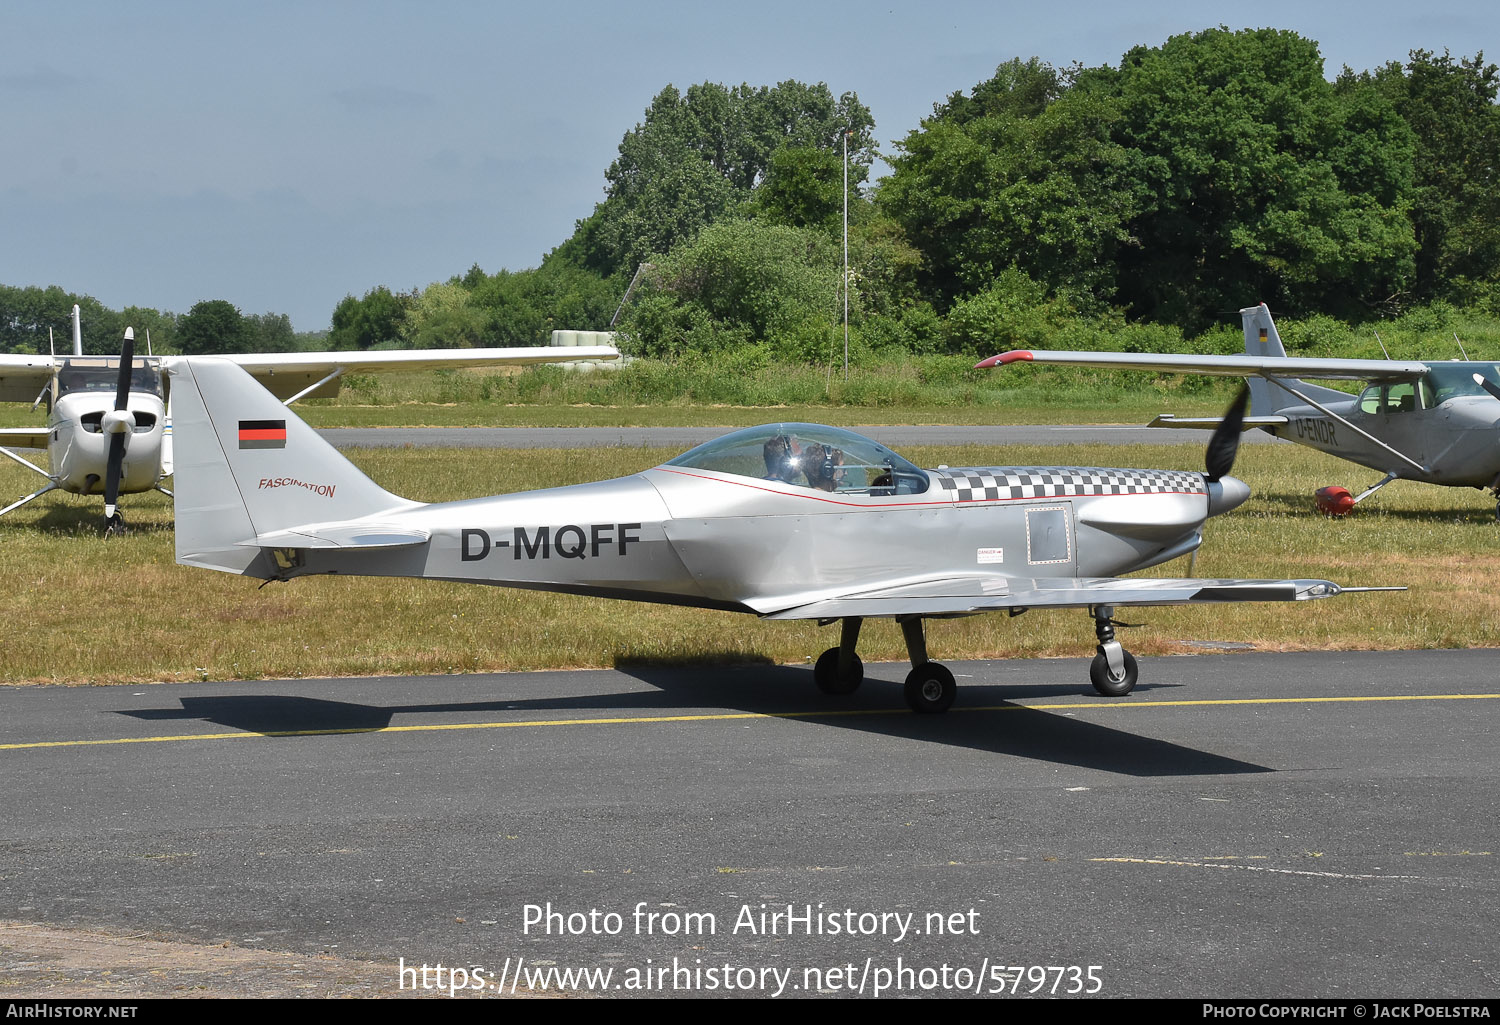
left=0, top=361, right=1233, bottom=430
left=2, top=440, right=1493, bottom=686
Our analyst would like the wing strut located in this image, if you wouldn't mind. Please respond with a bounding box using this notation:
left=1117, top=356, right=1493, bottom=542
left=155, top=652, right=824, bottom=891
left=282, top=367, right=345, bottom=406
left=0, top=446, right=51, bottom=481
left=1261, top=376, right=1427, bottom=475
left=0, top=482, right=59, bottom=517
left=1353, top=471, right=1399, bottom=505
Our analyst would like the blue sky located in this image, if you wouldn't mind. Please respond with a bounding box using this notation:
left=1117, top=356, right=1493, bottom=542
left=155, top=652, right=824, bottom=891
left=3, top=1, right=1495, bottom=331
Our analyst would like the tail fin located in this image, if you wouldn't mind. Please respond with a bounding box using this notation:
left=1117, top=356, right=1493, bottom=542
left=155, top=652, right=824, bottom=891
left=1239, top=303, right=1350, bottom=416
left=167, top=357, right=419, bottom=576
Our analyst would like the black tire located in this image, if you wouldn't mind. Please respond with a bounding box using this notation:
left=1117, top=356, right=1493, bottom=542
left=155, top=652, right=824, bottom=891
left=813, top=647, right=862, bottom=695
left=1089, top=648, right=1138, bottom=697
left=903, top=662, right=956, bottom=713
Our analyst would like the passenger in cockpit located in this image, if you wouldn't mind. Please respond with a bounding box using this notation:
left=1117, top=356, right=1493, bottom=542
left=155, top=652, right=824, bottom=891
left=804, top=442, right=844, bottom=492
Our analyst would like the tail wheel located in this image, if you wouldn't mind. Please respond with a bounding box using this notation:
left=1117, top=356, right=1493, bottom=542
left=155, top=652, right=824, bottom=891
left=1089, top=649, right=1138, bottom=697
left=813, top=648, right=862, bottom=695
left=903, top=662, right=956, bottom=714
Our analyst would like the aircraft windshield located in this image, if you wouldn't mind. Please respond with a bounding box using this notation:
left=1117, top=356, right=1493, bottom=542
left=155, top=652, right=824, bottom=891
left=56, top=358, right=163, bottom=399
left=1425, top=363, right=1500, bottom=404
left=665, top=423, right=930, bottom=495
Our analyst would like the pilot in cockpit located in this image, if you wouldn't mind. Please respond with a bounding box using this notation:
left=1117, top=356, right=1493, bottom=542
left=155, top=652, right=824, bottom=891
left=763, top=434, right=803, bottom=483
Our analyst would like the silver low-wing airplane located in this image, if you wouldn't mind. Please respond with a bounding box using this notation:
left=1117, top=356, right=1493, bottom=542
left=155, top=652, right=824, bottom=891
left=978, top=303, right=1500, bottom=516
left=0, top=305, right=617, bottom=529
left=166, top=357, right=1390, bottom=711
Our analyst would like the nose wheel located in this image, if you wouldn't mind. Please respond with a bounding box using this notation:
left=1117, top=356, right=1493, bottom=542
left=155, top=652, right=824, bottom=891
left=1089, top=648, right=1138, bottom=696
left=1090, top=605, right=1137, bottom=696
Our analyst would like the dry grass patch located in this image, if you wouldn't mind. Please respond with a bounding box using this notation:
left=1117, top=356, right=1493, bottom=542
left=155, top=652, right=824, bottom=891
left=0, top=439, right=1494, bottom=685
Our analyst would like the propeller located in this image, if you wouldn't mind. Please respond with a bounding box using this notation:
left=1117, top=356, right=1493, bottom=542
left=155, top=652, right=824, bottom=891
left=1205, top=384, right=1250, bottom=482
left=101, top=328, right=136, bottom=531
left=1192, top=384, right=1252, bottom=576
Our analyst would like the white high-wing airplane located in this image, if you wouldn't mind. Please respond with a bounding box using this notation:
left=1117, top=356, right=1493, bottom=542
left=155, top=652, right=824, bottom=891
left=0, top=305, right=617, bottom=530
left=165, top=357, right=1395, bottom=709
left=978, top=304, right=1500, bottom=517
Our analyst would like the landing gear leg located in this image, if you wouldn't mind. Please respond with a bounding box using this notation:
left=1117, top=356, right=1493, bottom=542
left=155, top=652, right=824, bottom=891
left=899, top=616, right=955, bottom=713
left=813, top=617, right=863, bottom=694
left=1089, top=605, right=1138, bottom=697
left=1352, top=471, right=1399, bottom=507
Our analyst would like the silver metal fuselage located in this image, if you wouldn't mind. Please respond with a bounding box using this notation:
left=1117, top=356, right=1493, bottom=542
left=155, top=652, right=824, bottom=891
left=252, top=465, right=1240, bottom=613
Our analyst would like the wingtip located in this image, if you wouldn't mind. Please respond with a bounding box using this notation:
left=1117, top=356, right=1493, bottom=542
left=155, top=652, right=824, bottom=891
left=974, top=350, right=1033, bottom=369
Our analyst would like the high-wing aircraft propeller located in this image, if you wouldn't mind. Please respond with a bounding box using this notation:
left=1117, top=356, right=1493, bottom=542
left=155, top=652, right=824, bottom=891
left=101, top=328, right=137, bottom=533
left=165, top=357, right=1397, bottom=711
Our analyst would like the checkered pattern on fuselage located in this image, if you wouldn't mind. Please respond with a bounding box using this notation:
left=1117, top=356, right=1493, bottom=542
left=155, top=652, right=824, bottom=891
left=932, top=467, right=1206, bottom=503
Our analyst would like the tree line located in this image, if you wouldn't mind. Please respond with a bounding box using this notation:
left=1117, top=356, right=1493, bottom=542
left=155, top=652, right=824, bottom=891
left=335, top=29, right=1500, bottom=362
left=0, top=285, right=315, bottom=356
left=6, top=28, right=1497, bottom=361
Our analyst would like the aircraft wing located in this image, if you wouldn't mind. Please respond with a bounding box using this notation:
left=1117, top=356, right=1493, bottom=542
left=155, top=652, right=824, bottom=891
left=759, top=576, right=1363, bottom=620
left=0, top=354, right=58, bottom=405
left=199, top=346, right=619, bottom=401
left=0, top=427, right=51, bottom=450
left=976, top=350, right=1429, bottom=382
left=1148, top=415, right=1290, bottom=431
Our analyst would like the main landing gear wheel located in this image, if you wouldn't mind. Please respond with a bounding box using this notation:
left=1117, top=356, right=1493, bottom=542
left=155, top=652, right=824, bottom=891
left=1089, top=648, right=1138, bottom=697
left=904, top=662, right=956, bottom=714
left=103, top=512, right=126, bottom=537
left=813, top=647, right=863, bottom=695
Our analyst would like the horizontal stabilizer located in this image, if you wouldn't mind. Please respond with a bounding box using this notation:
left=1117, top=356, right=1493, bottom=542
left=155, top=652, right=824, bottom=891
left=237, top=524, right=431, bottom=550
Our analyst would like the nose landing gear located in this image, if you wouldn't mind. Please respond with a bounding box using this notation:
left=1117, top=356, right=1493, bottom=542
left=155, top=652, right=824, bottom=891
left=1090, top=605, right=1138, bottom=697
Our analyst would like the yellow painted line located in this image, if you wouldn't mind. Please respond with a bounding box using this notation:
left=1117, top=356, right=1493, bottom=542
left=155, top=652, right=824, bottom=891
left=2, top=692, right=1496, bottom=752
left=1091, top=856, right=1421, bottom=881
left=1025, top=693, right=1500, bottom=710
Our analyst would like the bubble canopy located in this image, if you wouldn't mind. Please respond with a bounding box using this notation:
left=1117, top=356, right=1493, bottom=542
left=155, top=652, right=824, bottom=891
left=663, top=423, right=930, bottom=495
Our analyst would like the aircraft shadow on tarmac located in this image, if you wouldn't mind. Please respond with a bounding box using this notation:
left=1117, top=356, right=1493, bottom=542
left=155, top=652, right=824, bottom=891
left=117, top=662, right=1268, bottom=777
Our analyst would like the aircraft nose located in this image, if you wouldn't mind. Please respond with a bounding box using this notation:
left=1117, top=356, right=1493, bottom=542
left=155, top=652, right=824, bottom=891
left=1206, top=475, right=1250, bottom=517
left=102, top=409, right=137, bottom=435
